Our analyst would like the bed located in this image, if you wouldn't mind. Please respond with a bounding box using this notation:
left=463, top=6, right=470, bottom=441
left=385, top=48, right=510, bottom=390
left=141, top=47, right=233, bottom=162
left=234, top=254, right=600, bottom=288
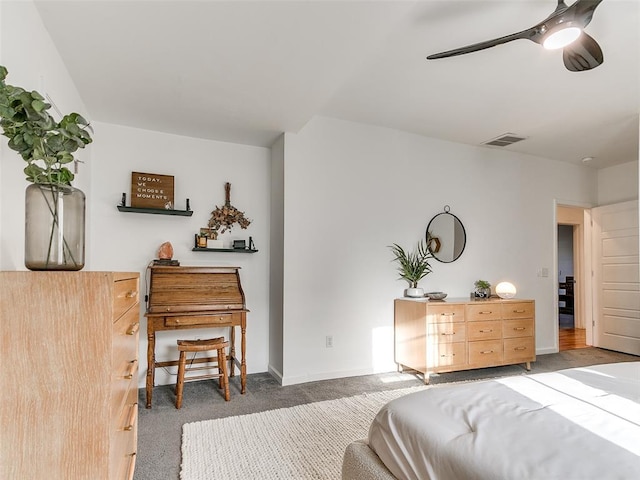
left=342, top=362, right=640, bottom=480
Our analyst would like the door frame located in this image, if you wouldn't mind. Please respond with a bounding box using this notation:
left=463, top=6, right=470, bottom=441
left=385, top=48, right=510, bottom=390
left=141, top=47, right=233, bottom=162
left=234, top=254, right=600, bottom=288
left=553, top=200, right=594, bottom=351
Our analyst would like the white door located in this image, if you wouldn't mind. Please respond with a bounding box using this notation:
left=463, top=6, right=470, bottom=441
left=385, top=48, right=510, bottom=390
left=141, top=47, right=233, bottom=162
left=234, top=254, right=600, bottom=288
left=592, top=200, right=639, bottom=355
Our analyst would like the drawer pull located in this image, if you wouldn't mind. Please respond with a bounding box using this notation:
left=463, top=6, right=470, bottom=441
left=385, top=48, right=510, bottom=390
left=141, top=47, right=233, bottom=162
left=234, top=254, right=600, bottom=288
left=513, top=309, right=526, bottom=313
left=480, top=350, right=494, bottom=354
left=479, top=329, right=493, bottom=333
left=124, top=359, right=138, bottom=379
left=441, top=332, right=456, bottom=336
left=479, top=311, right=492, bottom=315
left=126, top=322, right=140, bottom=335
left=513, top=327, right=526, bottom=331
left=514, top=346, right=527, bottom=351
left=440, top=354, right=455, bottom=358
left=125, top=290, right=138, bottom=299
left=126, top=452, right=137, bottom=480
left=440, top=312, right=455, bottom=316
left=123, top=403, right=138, bottom=431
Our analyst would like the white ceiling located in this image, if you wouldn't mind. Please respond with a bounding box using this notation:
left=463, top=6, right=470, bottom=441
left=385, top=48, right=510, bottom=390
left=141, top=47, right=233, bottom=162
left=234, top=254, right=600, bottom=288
left=34, top=0, right=639, bottom=169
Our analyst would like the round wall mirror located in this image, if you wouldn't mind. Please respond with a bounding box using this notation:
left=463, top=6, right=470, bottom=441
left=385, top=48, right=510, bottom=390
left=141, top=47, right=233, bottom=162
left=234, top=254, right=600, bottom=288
left=426, top=206, right=466, bottom=263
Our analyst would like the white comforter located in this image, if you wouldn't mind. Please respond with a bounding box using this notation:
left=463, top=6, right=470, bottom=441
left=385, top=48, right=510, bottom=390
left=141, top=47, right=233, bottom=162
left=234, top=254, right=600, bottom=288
left=368, top=362, right=640, bottom=480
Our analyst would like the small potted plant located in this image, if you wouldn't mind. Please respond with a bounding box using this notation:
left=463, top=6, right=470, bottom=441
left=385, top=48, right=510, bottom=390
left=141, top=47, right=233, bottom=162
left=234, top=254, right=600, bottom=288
left=389, top=239, right=433, bottom=297
left=474, top=279, right=492, bottom=298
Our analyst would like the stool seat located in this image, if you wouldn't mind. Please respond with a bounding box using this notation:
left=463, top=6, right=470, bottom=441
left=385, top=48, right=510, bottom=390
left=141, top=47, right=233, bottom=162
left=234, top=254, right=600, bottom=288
left=175, top=337, right=230, bottom=408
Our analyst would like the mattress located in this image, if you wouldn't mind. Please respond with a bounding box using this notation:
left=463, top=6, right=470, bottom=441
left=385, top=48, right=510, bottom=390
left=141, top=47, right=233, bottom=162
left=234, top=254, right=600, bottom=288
left=368, top=362, right=640, bottom=480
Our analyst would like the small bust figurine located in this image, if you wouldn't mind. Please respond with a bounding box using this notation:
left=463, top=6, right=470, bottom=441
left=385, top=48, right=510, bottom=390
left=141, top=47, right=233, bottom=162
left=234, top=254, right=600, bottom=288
left=158, top=241, right=174, bottom=260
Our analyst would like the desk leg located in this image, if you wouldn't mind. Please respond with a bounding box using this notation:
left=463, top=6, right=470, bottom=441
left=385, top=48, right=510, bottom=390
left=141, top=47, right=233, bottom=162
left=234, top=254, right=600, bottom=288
left=146, top=331, right=155, bottom=408
left=240, top=323, right=246, bottom=394
left=229, top=326, right=236, bottom=378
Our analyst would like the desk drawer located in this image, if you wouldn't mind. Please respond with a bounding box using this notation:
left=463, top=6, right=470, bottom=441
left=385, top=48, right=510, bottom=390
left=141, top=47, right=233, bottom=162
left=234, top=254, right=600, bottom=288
left=164, top=312, right=241, bottom=327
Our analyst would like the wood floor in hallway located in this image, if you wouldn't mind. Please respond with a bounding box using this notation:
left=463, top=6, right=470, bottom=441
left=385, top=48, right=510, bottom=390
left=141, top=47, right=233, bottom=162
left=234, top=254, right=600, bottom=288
left=559, top=328, right=587, bottom=351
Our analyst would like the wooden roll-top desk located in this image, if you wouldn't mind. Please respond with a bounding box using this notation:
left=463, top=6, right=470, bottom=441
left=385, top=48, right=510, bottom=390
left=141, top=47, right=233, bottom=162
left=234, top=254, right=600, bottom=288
left=145, top=265, right=248, bottom=408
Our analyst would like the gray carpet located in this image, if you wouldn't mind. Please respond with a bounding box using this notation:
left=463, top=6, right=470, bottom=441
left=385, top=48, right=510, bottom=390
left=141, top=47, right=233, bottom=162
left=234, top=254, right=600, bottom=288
left=134, top=347, right=637, bottom=480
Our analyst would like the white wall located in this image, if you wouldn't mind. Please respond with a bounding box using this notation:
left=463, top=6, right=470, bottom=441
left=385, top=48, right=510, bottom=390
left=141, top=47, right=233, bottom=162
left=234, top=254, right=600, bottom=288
left=0, top=0, right=92, bottom=270
left=269, top=135, right=285, bottom=380
left=280, top=116, right=598, bottom=385
left=89, top=122, right=271, bottom=386
left=597, top=160, right=639, bottom=205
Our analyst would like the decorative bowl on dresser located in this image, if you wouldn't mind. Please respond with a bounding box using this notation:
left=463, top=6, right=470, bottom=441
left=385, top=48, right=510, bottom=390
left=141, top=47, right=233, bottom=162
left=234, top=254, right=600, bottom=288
left=0, top=271, right=140, bottom=480
left=394, top=297, right=535, bottom=383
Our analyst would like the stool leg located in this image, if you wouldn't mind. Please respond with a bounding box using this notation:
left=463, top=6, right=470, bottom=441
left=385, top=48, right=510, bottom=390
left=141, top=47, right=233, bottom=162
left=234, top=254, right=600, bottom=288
left=218, top=347, right=230, bottom=401
left=176, top=350, right=187, bottom=409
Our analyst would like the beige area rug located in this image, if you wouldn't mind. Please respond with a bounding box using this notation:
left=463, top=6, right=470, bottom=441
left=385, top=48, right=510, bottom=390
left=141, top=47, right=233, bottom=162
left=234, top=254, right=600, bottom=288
left=180, top=386, right=425, bottom=479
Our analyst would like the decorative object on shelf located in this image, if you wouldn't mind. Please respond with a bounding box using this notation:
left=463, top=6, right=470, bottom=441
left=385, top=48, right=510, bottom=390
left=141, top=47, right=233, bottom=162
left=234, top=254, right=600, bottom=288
left=474, top=279, right=492, bottom=298
left=0, top=65, right=92, bottom=270
left=130, top=171, right=174, bottom=209
left=207, top=239, right=224, bottom=248
left=389, top=239, right=433, bottom=298
left=208, top=182, right=251, bottom=237
left=496, top=281, right=517, bottom=299
left=233, top=240, right=246, bottom=250
left=425, top=291, right=448, bottom=300
left=426, top=205, right=466, bottom=263
left=158, top=241, right=174, bottom=259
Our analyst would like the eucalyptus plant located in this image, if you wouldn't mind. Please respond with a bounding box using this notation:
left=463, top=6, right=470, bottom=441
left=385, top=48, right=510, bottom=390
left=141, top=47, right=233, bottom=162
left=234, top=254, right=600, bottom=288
left=0, top=65, right=92, bottom=185
left=389, top=239, right=433, bottom=288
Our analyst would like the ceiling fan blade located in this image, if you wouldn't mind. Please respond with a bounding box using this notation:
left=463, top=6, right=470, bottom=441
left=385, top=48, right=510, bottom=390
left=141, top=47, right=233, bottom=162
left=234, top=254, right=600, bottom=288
left=427, top=29, right=533, bottom=60
left=562, top=32, right=603, bottom=71
left=567, top=0, right=604, bottom=29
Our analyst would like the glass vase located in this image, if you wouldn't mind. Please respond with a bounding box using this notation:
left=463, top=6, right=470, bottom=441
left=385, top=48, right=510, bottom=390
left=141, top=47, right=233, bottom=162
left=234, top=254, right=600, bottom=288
left=24, top=183, right=86, bottom=271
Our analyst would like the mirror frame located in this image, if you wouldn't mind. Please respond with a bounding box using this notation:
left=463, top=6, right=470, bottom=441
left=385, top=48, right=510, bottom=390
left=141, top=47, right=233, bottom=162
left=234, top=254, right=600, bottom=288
left=426, top=206, right=466, bottom=263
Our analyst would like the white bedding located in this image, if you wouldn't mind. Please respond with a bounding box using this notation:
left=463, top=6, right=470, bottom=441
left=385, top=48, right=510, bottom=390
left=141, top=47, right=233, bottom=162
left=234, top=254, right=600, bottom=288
left=368, top=362, right=640, bottom=480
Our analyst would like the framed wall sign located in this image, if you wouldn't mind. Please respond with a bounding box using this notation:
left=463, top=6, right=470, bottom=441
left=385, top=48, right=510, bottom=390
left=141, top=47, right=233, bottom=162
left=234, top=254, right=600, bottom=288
left=131, top=172, right=175, bottom=209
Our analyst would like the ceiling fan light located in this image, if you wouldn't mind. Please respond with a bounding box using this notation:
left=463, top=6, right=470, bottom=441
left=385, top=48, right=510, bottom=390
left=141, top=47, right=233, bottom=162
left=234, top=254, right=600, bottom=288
left=543, top=26, right=582, bottom=50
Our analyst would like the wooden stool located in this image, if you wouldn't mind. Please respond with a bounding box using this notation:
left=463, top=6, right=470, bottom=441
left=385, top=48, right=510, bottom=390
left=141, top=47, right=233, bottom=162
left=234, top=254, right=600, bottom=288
left=175, top=337, right=230, bottom=409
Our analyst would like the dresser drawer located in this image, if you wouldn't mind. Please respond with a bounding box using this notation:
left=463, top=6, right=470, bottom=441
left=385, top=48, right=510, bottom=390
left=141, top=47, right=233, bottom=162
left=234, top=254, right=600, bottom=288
left=503, top=337, right=535, bottom=362
left=113, top=308, right=139, bottom=369
left=466, top=303, right=501, bottom=321
left=113, top=277, right=139, bottom=321
left=428, top=341, right=466, bottom=369
left=427, top=322, right=466, bottom=342
left=503, top=319, right=534, bottom=338
left=468, top=339, right=503, bottom=365
left=164, top=312, right=241, bottom=327
left=467, top=320, right=501, bottom=341
left=111, top=386, right=137, bottom=480
left=426, top=304, right=465, bottom=323
left=502, top=301, right=534, bottom=319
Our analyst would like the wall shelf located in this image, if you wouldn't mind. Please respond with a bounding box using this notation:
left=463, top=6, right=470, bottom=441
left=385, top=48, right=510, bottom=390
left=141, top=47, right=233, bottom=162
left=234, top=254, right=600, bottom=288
left=192, top=247, right=258, bottom=253
left=117, top=206, right=193, bottom=216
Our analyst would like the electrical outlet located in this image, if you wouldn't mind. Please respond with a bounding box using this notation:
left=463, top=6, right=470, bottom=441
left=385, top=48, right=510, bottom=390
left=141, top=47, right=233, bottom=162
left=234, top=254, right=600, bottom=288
left=325, top=335, right=333, bottom=348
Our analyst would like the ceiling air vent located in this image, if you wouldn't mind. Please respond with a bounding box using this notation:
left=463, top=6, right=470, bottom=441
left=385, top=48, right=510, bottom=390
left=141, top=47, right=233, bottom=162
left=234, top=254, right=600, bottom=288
left=482, top=133, right=528, bottom=147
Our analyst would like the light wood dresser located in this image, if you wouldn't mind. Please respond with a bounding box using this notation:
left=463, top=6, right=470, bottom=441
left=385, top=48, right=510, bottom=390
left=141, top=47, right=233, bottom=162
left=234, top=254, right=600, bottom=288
left=394, top=297, right=535, bottom=383
left=0, top=271, right=140, bottom=480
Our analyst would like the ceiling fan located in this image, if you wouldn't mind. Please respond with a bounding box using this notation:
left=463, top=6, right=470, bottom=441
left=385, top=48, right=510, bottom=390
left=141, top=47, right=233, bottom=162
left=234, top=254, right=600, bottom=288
left=426, top=0, right=604, bottom=72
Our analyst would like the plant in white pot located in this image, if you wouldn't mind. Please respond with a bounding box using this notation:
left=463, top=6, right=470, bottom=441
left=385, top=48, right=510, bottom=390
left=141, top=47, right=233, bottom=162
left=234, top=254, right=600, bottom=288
left=0, top=65, right=93, bottom=270
left=389, top=239, right=433, bottom=297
